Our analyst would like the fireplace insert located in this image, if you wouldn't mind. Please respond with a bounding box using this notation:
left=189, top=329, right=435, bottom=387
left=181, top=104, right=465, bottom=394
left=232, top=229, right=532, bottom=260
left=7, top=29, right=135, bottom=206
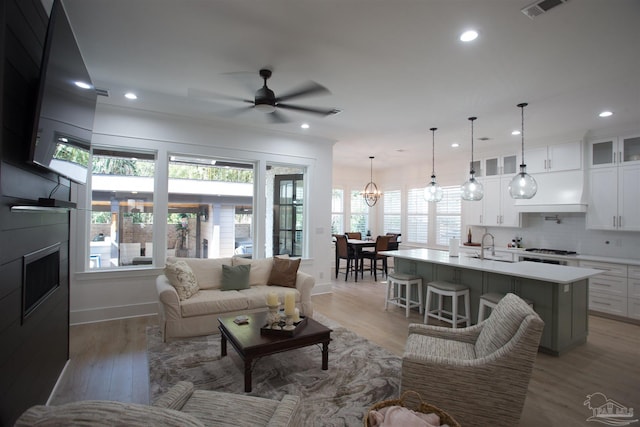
left=22, top=242, right=60, bottom=322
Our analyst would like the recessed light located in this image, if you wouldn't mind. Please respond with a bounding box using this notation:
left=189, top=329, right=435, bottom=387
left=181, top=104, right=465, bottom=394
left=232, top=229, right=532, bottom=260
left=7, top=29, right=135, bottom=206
left=512, top=130, right=521, bottom=135
left=74, top=81, right=92, bottom=89
left=460, top=30, right=478, bottom=42
left=301, top=123, right=310, bottom=129
left=599, top=111, right=613, bottom=118
left=451, top=143, right=460, bottom=148
left=124, top=92, right=138, bottom=100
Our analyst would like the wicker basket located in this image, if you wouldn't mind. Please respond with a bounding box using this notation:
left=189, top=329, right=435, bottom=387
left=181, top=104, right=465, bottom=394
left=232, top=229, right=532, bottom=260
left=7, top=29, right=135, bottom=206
left=364, top=390, right=461, bottom=427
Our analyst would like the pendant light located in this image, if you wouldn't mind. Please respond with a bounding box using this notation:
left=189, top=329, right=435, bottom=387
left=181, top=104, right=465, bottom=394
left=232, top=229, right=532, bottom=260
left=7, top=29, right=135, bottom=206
left=424, top=127, right=443, bottom=202
left=461, top=117, right=484, bottom=201
left=363, top=156, right=381, bottom=207
left=508, top=102, right=538, bottom=199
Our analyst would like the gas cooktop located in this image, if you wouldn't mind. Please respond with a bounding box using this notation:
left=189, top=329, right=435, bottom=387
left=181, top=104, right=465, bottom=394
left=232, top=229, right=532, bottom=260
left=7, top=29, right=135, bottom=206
left=525, top=248, right=578, bottom=256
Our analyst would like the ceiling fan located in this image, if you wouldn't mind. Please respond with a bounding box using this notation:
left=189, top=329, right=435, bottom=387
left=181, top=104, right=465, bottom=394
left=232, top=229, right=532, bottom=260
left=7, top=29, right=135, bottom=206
left=189, top=68, right=340, bottom=123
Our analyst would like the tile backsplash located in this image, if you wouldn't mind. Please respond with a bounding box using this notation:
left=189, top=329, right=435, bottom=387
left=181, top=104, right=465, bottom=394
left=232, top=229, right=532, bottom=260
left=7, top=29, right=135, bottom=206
left=475, top=213, right=640, bottom=260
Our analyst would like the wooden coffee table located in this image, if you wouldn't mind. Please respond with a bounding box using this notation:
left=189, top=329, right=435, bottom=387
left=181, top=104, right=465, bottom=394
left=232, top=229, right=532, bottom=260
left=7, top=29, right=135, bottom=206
left=218, top=312, right=332, bottom=392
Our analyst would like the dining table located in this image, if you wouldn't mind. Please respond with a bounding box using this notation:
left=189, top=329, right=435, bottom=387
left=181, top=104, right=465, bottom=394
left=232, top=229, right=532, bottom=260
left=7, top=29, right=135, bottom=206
left=346, top=239, right=376, bottom=282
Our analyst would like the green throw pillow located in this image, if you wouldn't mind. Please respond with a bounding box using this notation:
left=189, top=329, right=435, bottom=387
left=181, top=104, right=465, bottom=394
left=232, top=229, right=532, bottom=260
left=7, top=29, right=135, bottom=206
left=221, top=264, right=251, bottom=291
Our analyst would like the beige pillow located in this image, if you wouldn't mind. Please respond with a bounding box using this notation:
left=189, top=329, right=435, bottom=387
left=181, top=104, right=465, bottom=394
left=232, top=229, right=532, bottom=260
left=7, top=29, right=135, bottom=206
left=267, top=257, right=301, bottom=288
left=166, top=257, right=232, bottom=290
left=233, top=257, right=273, bottom=285
left=164, top=260, right=199, bottom=300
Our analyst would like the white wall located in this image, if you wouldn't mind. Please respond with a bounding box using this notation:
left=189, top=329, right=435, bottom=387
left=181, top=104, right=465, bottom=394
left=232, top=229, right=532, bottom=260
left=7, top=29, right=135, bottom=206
left=70, top=104, right=334, bottom=324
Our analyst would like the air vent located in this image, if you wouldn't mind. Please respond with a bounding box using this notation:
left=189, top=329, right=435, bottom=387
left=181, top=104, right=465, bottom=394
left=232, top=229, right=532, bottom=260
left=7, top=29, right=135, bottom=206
left=95, top=87, right=110, bottom=97
left=521, top=0, right=569, bottom=19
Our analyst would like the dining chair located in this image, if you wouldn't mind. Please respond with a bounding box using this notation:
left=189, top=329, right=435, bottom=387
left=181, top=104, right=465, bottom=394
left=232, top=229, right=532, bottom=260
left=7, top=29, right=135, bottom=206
left=359, top=235, right=391, bottom=281
left=345, top=232, right=362, bottom=240
left=334, top=234, right=355, bottom=280
left=385, top=233, right=401, bottom=250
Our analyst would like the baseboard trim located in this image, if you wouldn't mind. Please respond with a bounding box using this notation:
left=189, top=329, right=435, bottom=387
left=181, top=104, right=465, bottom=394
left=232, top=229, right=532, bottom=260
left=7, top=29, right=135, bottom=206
left=70, top=302, right=158, bottom=325
left=311, top=282, right=333, bottom=295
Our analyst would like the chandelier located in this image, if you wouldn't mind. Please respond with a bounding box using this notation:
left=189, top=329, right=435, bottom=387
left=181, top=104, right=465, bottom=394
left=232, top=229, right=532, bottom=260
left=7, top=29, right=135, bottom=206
left=363, top=156, right=381, bottom=207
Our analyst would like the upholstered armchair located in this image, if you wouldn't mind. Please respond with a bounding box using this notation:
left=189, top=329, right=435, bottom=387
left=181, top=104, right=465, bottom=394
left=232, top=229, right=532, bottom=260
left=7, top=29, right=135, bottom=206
left=400, top=293, right=544, bottom=426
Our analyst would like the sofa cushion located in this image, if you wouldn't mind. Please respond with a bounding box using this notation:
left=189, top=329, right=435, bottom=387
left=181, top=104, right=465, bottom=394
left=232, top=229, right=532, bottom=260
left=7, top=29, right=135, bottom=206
left=267, top=257, right=301, bottom=288
left=14, top=401, right=205, bottom=427
left=221, top=264, right=251, bottom=291
left=180, top=289, right=249, bottom=318
left=164, top=260, right=199, bottom=301
left=167, top=257, right=233, bottom=290
left=475, top=293, right=534, bottom=358
left=233, top=257, right=273, bottom=286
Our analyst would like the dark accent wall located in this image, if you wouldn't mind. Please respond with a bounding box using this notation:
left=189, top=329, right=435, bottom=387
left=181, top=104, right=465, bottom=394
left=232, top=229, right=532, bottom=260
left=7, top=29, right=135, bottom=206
left=1, top=1, right=71, bottom=425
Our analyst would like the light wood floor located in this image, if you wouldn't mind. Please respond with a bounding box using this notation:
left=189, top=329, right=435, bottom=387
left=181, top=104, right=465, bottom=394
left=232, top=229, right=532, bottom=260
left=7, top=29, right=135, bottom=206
left=51, top=273, right=640, bottom=426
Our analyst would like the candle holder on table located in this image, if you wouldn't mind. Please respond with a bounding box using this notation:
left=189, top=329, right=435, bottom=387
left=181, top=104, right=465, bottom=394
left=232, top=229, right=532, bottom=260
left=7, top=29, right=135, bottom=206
left=266, top=304, right=282, bottom=329
left=283, top=314, right=295, bottom=331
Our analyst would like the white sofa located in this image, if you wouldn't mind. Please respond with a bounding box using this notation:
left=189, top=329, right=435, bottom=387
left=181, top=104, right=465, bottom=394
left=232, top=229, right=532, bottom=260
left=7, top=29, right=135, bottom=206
left=156, top=256, right=314, bottom=341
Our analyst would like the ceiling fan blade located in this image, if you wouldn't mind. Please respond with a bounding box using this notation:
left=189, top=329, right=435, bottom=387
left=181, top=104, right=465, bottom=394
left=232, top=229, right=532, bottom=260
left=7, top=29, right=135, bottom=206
left=214, top=105, right=254, bottom=118
left=187, top=87, right=252, bottom=104
left=267, top=110, right=290, bottom=124
left=277, top=103, right=339, bottom=116
left=276, top=81, right=331, bottom=103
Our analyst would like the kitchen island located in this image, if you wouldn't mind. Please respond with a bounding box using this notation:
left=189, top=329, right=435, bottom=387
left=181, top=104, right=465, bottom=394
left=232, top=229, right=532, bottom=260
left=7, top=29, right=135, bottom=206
left=382, top=248, right=603, bottom=355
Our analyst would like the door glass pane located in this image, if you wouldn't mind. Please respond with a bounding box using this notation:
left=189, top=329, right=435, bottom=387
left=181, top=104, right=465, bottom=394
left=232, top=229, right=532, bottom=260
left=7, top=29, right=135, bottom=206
left=280, top=181, right=293, bottom=204
left=269, top=167, right=305, bottom=257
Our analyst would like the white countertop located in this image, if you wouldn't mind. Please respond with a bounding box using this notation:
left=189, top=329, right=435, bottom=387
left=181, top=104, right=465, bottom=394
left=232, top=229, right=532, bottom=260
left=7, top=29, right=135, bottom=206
left=381, top=248, right=603, bottom=284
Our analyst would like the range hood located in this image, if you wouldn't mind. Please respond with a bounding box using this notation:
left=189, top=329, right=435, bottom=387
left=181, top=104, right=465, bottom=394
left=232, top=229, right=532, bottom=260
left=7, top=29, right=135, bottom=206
left=514, top=170, right=587, bottom=213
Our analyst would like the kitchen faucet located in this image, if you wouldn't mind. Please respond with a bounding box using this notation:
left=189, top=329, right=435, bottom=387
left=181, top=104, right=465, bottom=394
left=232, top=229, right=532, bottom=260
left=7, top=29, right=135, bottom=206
left=480, top=233, right=495, bottom=260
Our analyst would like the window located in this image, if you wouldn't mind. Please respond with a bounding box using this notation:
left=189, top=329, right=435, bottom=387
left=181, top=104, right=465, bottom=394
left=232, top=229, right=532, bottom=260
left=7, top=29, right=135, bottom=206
left=435, top=186, right=462, bottom=246
left=383, top=190, right=401, bottom=234
left=350, top=190, right=369, bottom=235
left=168, top=155, right=254, bottom=260
left=407, top=187, right=428, bottom=244
left=331, top=189, right=344, bottom=235
left=89, top=149, right=155, bottom=269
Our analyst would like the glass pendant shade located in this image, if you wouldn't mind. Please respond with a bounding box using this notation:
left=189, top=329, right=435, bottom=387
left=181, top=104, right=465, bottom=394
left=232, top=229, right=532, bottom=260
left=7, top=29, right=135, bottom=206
left=363, top=156, right=380, bottom=207
left=461, top=174, right=484, bottom=201
left=509, top=103, right=537, bottom=199
left=509, top=165, right=538, bottom=198
left=461, top=117, right=484, bottom=201
left=424, top=127, right=443, bottom=202
left=425, top=175, right=444, bottom=202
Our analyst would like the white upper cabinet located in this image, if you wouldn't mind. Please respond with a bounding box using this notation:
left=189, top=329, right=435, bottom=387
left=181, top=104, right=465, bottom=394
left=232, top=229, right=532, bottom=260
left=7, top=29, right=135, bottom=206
left=587, top=133, right=640, bottom=231
left=589, top=135, right=640, bottom=168
left=484, top=154, right=518, bottom=177
left=525, top=141, right=582, bottom=173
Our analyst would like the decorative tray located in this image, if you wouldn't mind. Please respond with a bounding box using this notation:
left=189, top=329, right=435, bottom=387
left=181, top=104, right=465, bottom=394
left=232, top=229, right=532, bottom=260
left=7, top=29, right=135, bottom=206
left=260, top=316, right=307, bottom=337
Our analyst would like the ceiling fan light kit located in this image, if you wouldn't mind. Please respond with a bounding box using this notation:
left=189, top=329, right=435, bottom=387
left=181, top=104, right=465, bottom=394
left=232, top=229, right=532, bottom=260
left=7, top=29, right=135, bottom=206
left=508, top=102, right=538, bottom=199
left=424, top=127, right=443, bottom=203
left=461, top=117, right=484, bottom=201
left=363, top=156, right=381, bottom=207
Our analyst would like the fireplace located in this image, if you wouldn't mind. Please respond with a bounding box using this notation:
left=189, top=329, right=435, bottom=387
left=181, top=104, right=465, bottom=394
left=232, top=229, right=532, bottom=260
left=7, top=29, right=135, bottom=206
left=22, top=242, right=61, bottom=322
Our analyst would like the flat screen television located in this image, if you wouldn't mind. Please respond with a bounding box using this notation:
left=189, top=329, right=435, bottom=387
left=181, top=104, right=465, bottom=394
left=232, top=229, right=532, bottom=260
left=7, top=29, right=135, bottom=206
left=28, top=0, right=97, bottom=184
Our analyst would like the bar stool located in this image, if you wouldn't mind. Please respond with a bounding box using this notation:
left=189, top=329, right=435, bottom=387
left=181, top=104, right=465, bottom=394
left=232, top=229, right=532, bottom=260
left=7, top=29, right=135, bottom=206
left=424, top=280, right=471, bottom=328
left=385, top=272, right=423, bottom=317
left=478, top=292, right=534, bottom=322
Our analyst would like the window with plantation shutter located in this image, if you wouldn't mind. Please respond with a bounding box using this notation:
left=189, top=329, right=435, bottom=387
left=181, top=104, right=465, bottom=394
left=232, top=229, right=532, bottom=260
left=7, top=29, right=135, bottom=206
left=331, top=188, right=344, bottom=234
left=435, top=186, right=462, bottom=246
left=407, top=187, right=428, bottom=244
left=383, top=190, right=401, bottom=234
left=350, top=190, right=369, bottom=235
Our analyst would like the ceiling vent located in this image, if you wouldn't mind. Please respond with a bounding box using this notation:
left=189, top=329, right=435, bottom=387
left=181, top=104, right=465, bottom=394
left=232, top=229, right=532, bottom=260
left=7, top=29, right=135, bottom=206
left=521, top=0, right=569, bottom=19
left=95, top=87, right=110, bottom=97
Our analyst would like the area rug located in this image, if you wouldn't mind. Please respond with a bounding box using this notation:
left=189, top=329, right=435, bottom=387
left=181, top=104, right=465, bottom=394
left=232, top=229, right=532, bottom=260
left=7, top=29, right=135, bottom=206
left=147, top=313, right=401, bottom=426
